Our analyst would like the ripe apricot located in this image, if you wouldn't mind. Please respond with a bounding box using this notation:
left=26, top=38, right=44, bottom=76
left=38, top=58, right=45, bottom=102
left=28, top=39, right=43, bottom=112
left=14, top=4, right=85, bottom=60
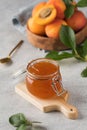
left=27, top=17, right=45, bottom=35
left=33, top=5, right=57, bottom=25
left=66, top=10, right=87, bottom=32
left=45, top=19, right=67, bottom=38
left=47, top=0, right=66, bottom=19
left=32, top=2, right=46, bottom=17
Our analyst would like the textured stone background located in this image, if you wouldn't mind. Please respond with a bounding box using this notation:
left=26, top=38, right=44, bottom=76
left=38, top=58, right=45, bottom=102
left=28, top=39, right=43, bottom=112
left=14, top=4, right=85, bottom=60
left=0, top=0, right=87, bottom=130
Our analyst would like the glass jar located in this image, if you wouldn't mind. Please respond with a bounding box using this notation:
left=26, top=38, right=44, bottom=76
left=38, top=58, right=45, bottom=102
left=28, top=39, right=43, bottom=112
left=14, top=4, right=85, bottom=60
left=26, top=58, right=65, bottom=99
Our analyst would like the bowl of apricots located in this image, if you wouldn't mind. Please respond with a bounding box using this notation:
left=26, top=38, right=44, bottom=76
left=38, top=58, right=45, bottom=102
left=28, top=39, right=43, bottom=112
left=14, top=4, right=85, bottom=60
left=26, top=0, right=87, bottom=51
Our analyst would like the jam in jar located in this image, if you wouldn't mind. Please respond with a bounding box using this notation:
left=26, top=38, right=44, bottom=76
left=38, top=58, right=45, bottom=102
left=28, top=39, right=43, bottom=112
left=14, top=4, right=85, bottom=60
left=26, top=58, right=65, bottom=99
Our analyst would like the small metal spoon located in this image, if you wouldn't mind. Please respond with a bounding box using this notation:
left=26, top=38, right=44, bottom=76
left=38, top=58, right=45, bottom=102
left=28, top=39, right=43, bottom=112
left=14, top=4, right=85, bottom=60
left=0, top=40, right=24, bottom=63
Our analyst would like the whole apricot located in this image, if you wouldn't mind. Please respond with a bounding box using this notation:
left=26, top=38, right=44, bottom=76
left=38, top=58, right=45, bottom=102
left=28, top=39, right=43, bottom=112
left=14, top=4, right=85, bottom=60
left=27, top=17, right=45, bottom=35
left=47, top=0, right=66, bottom=19
left=32, top=2, right=46, bottom=17
left=45, top=19, right=67, bottom=38
left=66, top=10, right=87, bottom=32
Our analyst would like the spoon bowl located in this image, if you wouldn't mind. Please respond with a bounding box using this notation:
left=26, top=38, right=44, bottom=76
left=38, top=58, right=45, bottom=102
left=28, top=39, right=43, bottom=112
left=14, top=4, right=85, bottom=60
left=0, top=57, right=11, bottom=63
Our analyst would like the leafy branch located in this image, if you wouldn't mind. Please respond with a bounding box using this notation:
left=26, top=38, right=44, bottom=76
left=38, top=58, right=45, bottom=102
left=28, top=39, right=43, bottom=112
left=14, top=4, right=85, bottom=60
left=45, top=25, right=87, bottom=77
left=59, top=26, right=87, bottom=61
left=9, top=113, right=41, bottom=130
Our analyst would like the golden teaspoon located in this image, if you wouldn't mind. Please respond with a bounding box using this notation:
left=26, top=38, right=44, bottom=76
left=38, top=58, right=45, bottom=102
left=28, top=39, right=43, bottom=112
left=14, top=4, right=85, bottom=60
left=0, top=40, right=24, bottom=63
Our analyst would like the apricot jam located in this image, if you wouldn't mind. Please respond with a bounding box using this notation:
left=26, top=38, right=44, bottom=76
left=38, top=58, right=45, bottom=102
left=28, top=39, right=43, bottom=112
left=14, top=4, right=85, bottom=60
left=26, top=58, right=65, bottom=99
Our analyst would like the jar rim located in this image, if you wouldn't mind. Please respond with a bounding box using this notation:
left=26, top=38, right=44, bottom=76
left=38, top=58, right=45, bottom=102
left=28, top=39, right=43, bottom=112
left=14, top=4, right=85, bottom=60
left=26, top=58, right=59, bottom=79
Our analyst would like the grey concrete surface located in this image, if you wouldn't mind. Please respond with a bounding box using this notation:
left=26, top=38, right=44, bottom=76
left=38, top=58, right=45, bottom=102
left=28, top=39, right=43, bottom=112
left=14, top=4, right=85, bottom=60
left=0, top=0, right=87, bottom=130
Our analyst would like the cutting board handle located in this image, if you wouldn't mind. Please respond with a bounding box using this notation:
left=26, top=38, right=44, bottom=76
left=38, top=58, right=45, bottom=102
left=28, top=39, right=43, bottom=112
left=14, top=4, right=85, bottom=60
left=58, top=99, right=78, bottom=119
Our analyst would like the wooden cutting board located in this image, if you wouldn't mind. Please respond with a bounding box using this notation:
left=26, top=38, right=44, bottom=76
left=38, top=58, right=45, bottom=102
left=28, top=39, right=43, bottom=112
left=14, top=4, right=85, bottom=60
left=15, top=82, right=78, bottom=119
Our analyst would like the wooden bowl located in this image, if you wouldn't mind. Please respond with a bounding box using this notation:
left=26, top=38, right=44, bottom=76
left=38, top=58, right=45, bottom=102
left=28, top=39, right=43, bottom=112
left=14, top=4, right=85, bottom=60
left=26, top=24, right=87, bottom=51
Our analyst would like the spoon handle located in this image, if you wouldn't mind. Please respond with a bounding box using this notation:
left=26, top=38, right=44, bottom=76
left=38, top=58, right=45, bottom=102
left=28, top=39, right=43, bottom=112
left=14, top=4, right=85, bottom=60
left=12, top=68, right=26, bottom=79
left=9, top=40, right=24, bottom=56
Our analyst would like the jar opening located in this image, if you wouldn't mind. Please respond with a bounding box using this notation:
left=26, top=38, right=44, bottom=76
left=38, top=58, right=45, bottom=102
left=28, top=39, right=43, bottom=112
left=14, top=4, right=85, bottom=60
left=26, top=58, right=59, bottom=79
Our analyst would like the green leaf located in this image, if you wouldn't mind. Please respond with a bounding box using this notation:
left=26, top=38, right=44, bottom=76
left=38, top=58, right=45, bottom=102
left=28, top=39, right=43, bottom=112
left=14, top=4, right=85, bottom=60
left=59, top=25, right=76, bottom=50
left=64, top=5, right=75, bottom=18
left=63, top=0, right=70, bottom=5
left=82, top=40, right=87, bottom=60
left=63, top=0, right=73, bottom=5
left=16, top=124, right=26, bottom=130
left=77, top=0, right=87, bottom=7
left=45, top=51, right=59, bottom=60
left=76, top=45, right=83, bottom=57
left=9, top=113, right=27, bottom=127
left=45, top=51, right=74, bottom=60
left=81, top=67, right=87, bottom=77
left=76, top=40, right=87, bottom=61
